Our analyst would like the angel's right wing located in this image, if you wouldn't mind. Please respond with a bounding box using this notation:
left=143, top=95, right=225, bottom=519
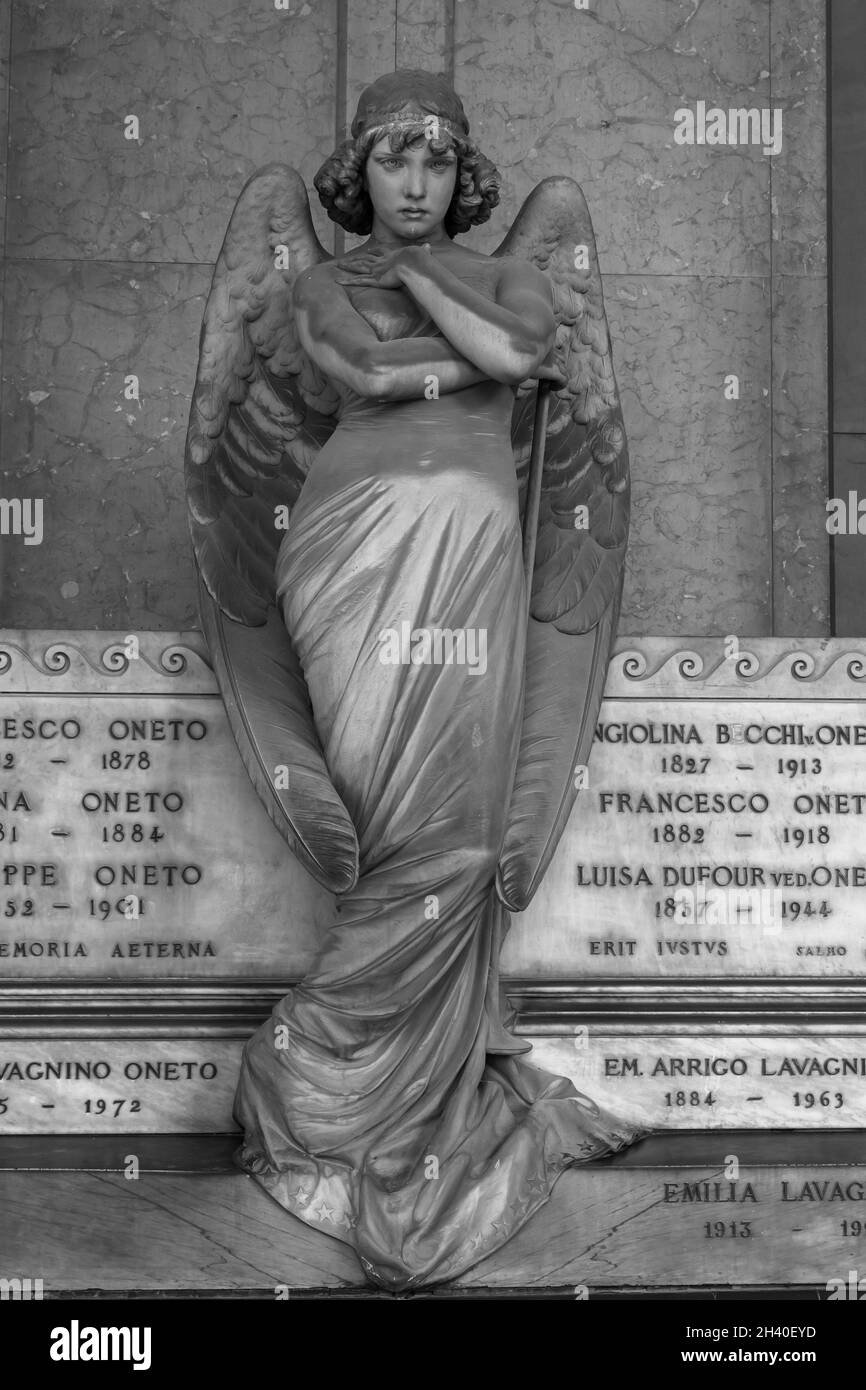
left=185, top=163, right=359, bottom=895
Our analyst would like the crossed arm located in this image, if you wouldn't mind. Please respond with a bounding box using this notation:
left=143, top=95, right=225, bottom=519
left=293, top=249, right=557, bottom=401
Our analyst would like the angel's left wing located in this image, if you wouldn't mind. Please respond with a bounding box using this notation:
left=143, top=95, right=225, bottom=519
left=494, top=177, right=629, bottom=912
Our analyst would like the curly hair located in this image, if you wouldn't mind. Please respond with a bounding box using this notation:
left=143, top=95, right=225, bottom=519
left=314, top=122, right=501, bottom=238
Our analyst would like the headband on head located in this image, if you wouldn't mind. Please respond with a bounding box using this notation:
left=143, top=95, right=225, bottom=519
left=351, top=69, right=471, bottom=142
left=363, top=115, right=466, bottom=145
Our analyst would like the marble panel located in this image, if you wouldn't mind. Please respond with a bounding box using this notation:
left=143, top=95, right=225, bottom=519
left=534, top=1034, right=866, bottom=1132
left=452, top=0, right=773, bottom=276
left=396, top=0, right=449, bottom=71
left=0, top=0, right=8, bottom=251
left=829, top=1, right=866, bottom=435
left=3, top=631, right=862, bottom=985
left=831, top=434, right=866, bottom=638
left=2, top=1145, right=864, bottom=1291
left=0, top=0, right=10, bottom=481
left=771, top=274, right=829, bottom=635
left=770, top=0, right=827, bottom=277
left=7, top=0, right=338, bottom=263
left=0, top=1169, right=365, bottom=1289
left=346, top=0, right=396, bottom=126
left=0, top=260, right=211, bottom=629
left=462, top=1157, right=866, bottom=1289
left=0, top=1040, right=240, bottom=1134
left=504, top=637, right=866, bottom=978
left=0, top=629, right=332, bottom=980
left=606, top=274, right=772, bottom=636
left=7, top=1033, right=866, bottom=1134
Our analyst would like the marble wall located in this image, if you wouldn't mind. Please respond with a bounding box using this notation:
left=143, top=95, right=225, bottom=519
left=0, top=0, right=9, bottom=518
left=0, top=0, right=828, bottom=635
left=830, top=0, right=866, bottom=637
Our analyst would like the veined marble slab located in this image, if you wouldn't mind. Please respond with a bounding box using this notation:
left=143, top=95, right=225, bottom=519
left=2, top=1139, right=865, bottom=1292
left=463, top=1160, right=866, bottom=1291
left=3, top=633, right=866, bottom=981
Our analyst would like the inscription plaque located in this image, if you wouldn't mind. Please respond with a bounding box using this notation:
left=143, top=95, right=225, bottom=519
left=534, top=1035, right=866, bottom=1131
left=9, top=1032, right=866, bottom=1134
left=504, top=639, right=866, bottom=977
left=0, top=1040, right=236, bottom=1133
left=5, top=633, right=866, bottom=1140
left=0, top=631, right=330, bottom=978
left=4, top=633, right=866, bottom=981
left=460, top=1151, right=866, bottom=1290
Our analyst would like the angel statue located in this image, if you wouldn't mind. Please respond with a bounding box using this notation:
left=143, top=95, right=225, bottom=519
left=185, top=69, right=645, bottom=1290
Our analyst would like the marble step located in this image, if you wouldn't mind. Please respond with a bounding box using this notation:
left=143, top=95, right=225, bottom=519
left=1, top=1133, right=864, bottom=1295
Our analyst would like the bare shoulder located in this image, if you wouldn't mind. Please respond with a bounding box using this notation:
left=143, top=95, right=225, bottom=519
left=494, top=254, right=553, bottom=305
left=435, top=242, right=552, bottom=309
left=292, top=260, right=345, bottom=314
left=435, top=243, right=503, bottom=292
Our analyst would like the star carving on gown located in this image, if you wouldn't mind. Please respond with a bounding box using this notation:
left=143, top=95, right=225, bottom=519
left=185, top=71, right=648, bottom=1290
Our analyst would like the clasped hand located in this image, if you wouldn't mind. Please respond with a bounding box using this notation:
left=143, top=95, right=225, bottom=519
left=334, top=243, right=567, bottom=388
left=334, top=242, right=432, bottom=289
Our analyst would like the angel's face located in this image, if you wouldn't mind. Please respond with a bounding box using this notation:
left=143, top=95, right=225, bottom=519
left=364, top=134, right=458, bottom=245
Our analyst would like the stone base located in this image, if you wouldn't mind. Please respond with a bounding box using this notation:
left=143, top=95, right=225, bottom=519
left=0, top=1133, right=862, bottom=1297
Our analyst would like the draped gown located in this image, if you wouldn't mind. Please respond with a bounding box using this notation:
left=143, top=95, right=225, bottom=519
left=233, top=270, right=643, bottom=1290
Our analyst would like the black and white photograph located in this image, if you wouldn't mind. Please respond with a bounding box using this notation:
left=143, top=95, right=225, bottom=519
left=0, top=0, right=862, bottom=1366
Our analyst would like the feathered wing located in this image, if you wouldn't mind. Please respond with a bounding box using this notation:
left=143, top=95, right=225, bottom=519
left=185, top=162, right=359, bottom=894
left=495, top=177, right=630, bottom=911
